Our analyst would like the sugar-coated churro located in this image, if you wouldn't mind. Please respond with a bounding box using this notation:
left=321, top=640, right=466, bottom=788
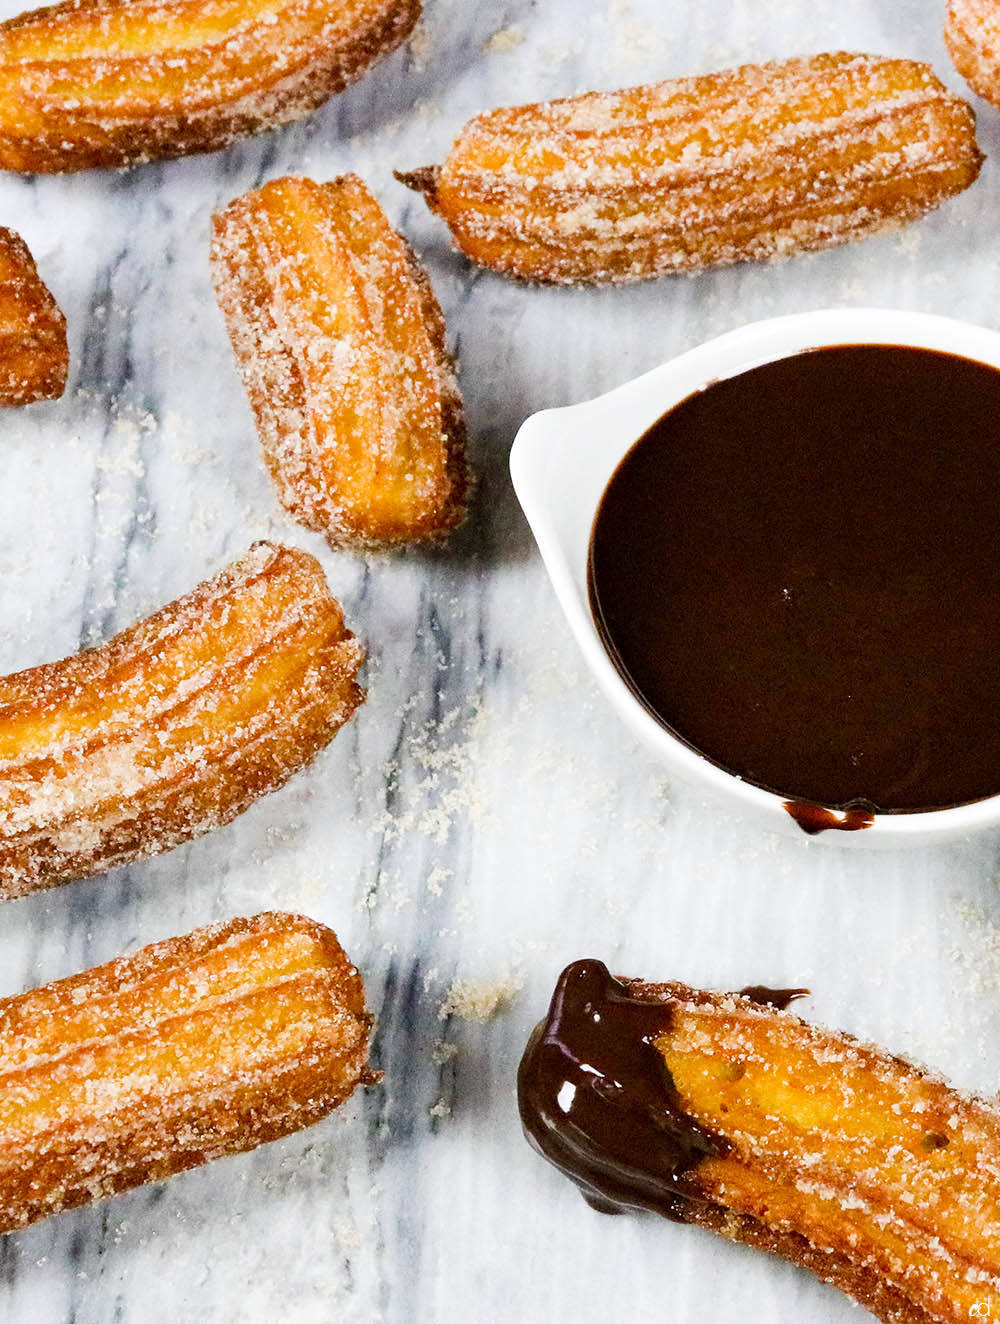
left=0, top=0, right=419, bottom=171
left=212, top=174, right=469, bottom=548
left=947, top=0, right=1000, bottom=111
left=401, top=53, right=982, bottom=284
left=0, top=911, right=374, bottom=1234
left=0, top=541, right=364, bottom=897
left=520, top=960, right=1000, bottom=1324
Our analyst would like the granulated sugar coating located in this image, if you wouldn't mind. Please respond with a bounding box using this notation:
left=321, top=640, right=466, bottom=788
left=0, top=227, right=67, bottom=405
left=0, top=0, right=420, bottom=172
left=947, top=0, right=1000, bottom=112
left=0, top=912, right=373, bottom=1235
left=211, top=174, right=469, bottom=549
left=0, top=541, right=364, bottom=897
left=401, top=52, right=983, bottom=284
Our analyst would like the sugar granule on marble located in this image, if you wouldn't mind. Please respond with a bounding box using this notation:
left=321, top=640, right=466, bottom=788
left=334, top=1221, right=363, bottom=1249
left=426, top=866, right=452, bottom=896
left=431, top=1039, right=458, bottom=1065
left=390, top=881, right=413, bottom=910
left=438, top=975, right=521, bottom=1022
left=408, top=19, right=432, bottom=71
left=486, top=25, right=524, bottom=53
left=953, top=895, right=1000, bottom=996
left=373, top=700, right=493, bottom=846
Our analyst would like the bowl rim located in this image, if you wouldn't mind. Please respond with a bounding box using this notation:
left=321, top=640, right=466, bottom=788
left=510, top=306, right=1000, bottom=841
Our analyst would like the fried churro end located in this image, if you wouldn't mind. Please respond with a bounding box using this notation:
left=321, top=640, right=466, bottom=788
left=395, top=166, right=443, bottom=210
left=0, top=227, right=67, bottom=403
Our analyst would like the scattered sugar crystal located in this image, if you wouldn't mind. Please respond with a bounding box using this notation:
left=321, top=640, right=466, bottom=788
left=438, top=975, right=522, bottom=1022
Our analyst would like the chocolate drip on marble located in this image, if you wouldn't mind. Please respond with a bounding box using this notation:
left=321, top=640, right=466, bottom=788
left=738, top=984, right=810, bottom=1010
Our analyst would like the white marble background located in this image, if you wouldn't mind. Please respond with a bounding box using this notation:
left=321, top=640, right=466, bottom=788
left=0, top=0, right=999, bottom=1320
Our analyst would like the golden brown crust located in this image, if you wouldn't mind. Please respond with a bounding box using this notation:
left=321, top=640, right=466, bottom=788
left=0, top=0, right=420, bottom=172
left=212, top=174, right=469, bottom=548
left=684, top=1204, right=935, bottom=1324
left=0, top=226, right=66, bottom=403
left=0, top=541, right=365, bottom=897
left=402, top=52, right=983, bottom=285
left=0, top=911, right=373, bottom=1233
left=621, top=979, right=1000, bottom=1324
left=947, top=0, right=1000, bottom=109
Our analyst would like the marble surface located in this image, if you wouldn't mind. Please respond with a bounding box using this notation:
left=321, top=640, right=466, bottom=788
left=1, top=0, right=1000, bottom=1320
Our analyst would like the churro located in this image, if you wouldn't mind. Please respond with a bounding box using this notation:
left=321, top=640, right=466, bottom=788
left=520, top=960, right=1000, bottom=1324
left=947, top=0, right=1000, bottom=110
left=0, top=0, right=419, bottom=171
left=212, top=174, right=468, bottom=548
left=0, top=911, right=373, bottom=1233
left=401, top=53, right=983, bottom=285
left=0, top=541, right=364, bottom=897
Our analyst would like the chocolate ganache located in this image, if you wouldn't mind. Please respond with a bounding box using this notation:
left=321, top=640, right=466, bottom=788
left=588, top=345, right=1000, bottom=816
left=517, top=962, right=809, bottom=1217
left=517, top=960, right=724, bottom=1218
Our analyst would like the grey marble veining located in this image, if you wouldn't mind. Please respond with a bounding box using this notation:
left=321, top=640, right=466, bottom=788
left=0, top=0, right=1000, bottom=1320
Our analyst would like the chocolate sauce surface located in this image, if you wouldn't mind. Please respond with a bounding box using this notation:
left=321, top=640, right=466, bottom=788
left=516, top=960, right=726, bottom=1219
left=588, top=345, right=1000, bottom=813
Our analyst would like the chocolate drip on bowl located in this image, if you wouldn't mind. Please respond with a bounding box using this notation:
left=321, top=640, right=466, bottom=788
left=783, top=802, right=876, bottom=835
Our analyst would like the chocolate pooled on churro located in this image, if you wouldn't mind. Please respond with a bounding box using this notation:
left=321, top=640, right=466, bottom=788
left=520, top=960, right=1000, bottom=1324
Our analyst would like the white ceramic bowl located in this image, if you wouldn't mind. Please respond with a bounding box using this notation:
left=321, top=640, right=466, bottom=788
left=510, top=307, right=1000, bottom=846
